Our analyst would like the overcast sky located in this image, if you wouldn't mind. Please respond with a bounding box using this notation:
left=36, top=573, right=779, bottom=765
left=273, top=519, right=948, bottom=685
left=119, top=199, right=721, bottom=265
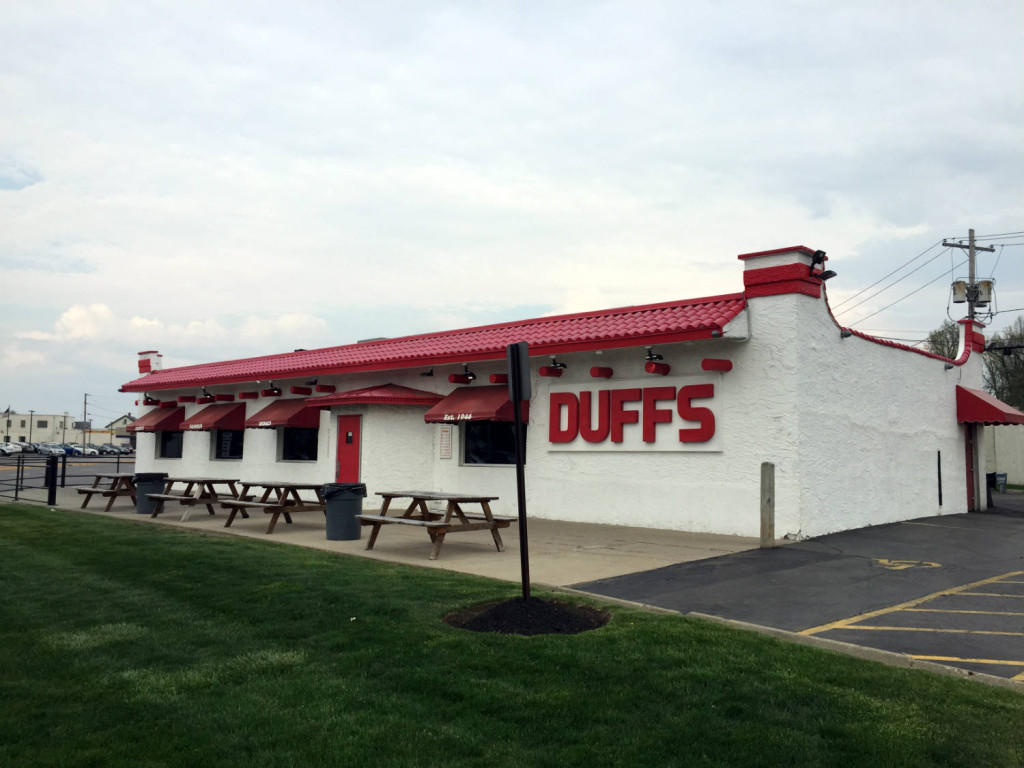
left=2, top=0, right=1022, bottom=423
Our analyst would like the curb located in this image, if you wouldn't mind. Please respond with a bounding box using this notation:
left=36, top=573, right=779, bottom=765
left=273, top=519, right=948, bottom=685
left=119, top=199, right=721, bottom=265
left=549, top=585, right=1024, bottom=692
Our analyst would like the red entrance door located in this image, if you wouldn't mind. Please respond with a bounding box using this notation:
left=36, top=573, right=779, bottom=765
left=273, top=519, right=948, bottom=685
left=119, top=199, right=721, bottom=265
left=336, top=415, right=361, bottom=482
left=964, top=425, right=976, bottom=512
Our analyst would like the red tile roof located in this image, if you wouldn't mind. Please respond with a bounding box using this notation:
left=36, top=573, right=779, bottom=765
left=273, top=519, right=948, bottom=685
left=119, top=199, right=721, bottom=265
left=122, top=292, right=747, bottom=393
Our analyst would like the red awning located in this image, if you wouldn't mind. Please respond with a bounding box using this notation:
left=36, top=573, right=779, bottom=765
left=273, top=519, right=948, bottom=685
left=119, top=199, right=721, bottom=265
left=244, top=399, right=321, bottom=429
left=126, top=406, right=185, bottom=433
left=424, top=385, right=529, bottom=423
left=956, top=386, right=1024, bottom=425
left=308, top=384, right=443, bottom=409
left=180, top=403, right=246, bottom=432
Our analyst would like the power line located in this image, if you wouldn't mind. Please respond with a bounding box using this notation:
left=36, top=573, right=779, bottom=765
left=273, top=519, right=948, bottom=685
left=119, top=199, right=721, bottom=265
left=834, top=246, right=950, bottom=318
left=831, top=240, right=943, bottom=311
left=972, top=231, right=1024, bottom=241
left=847, top=260, right=968, bottom=328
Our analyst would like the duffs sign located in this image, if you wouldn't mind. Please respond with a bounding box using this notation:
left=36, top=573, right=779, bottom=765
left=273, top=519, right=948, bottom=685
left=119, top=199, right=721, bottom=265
left=547, top=376, right=721, bottom=452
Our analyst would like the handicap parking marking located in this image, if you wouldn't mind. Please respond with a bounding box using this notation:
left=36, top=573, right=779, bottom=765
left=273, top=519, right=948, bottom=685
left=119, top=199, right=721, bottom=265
left=801, top=571, right=1024, bottom=679
left=873, top=558, right=941, bottom=570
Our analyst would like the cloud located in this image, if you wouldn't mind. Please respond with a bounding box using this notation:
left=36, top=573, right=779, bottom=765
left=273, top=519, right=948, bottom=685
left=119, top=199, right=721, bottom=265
left=0, top=157, right=43, bottom=191
left=0, top=343, right=47, bottom=369
left=17, top=304, right=328, bottom=353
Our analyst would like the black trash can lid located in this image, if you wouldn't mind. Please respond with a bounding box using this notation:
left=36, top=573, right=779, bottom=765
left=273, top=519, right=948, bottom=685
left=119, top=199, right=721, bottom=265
left=134, top=472, right=169, bottom=481
left=322, top=482, right=367, bottom=498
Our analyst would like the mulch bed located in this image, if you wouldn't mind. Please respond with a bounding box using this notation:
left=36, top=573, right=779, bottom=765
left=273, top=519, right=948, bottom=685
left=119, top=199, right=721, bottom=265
left=444, top=597, right=610, bottom=636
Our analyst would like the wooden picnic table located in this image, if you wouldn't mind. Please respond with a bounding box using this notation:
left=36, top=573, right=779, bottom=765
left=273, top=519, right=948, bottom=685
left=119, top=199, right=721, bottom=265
left=148, top=477, right=241, bottom=521
left=77, top=472, right=137, bottom=511
left=357, top=491, right=512, bottom=560
left=220, top=481, right=327, bottom=534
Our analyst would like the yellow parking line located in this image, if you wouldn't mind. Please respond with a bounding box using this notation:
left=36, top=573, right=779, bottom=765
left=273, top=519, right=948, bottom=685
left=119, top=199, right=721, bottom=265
left=903, top=521, right=973, bottom=530
left=910, top=655, right=1024, bottom=668
left=800, top=571, right=1024, bottom=636
left=959, top=592, right=1024, bottom=598
left=843, top=626, right=1024, bottom=637
left=904, top=608, right=1024, bottom=617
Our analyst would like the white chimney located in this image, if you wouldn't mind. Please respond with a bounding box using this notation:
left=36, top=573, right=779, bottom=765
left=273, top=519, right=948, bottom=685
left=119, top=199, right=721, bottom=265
left=137, top=350, right=163, bottom=374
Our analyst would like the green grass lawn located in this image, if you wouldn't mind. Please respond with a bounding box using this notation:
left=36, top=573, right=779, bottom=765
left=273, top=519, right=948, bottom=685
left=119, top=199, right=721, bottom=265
left=1, top=505, right=1022, bottom=768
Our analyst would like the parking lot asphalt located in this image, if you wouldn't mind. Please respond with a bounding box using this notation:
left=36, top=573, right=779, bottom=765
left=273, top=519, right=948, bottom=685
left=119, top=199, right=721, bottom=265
left=575, top=493, right=1024, bottom=680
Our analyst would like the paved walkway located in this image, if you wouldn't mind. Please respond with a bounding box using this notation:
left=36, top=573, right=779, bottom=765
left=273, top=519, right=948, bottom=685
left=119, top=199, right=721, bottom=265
left=40, top=486, right=760, bottom=587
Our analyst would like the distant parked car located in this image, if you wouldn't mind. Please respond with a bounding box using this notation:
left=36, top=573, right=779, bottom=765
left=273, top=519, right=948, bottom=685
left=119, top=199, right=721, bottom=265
left=98, top=443, right=121, bottom=455
left=0, top=442, right=21, bottom=456
left=61, top=443, right=83, bottom=456
left=37, top=443, right=66, bottom=456
left=69, top=443, right=98, bottom=456
left=16, top=442, right=36, bottom=453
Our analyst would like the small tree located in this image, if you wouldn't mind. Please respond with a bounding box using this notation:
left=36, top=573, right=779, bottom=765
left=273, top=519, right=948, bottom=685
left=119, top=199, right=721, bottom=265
left=984, top=317, right=1024, bottom=410
left=925, top=320, right=960, bottom=359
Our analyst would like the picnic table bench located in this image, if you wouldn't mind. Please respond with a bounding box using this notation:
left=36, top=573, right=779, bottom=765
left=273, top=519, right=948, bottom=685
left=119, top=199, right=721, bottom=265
left=149, top=477, right=241, bottom=521
left=77, top=473, right=136, bottom=511
left=357, top=491, right=511, bottom=560
left=221, top=481, right=326, bottom=534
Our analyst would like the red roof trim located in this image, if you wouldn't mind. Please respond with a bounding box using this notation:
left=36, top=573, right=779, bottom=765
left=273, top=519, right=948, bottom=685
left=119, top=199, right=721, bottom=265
left=121, top=293, right=748, bottom=392
left=956, top=386, right=1024, bottom=425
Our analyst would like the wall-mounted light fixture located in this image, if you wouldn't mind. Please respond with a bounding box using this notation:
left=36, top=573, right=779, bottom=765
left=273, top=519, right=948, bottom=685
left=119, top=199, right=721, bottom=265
left=420, top=368, right=434, bottom=377
left=644, top=347, right=670, bottom=376
left=449, top=364, right=476, bottom=385
left=539, top=357, right=567, bottom=377
left=819, top=270, right=837, bottom=281
left=809, top=249, right=827, bottom=277
left=944, top=362, right=954, bottom=370
left=197, top=387, right=216, bottom=404
left=840, top=328, right=853, bottom=338
left=305, top=377, right=318, bottom=386
left=260, top=381, right=282, bottom=397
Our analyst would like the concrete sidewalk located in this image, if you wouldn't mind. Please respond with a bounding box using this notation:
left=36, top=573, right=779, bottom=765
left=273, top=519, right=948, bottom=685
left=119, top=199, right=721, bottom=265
left=36, top=486, right=760, bottom=587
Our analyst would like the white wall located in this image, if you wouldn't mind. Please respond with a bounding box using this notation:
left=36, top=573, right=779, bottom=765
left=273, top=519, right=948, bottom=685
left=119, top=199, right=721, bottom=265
left=131, top=289, right=984, bottom=537
left=985, top=425, right=1024, bottom=485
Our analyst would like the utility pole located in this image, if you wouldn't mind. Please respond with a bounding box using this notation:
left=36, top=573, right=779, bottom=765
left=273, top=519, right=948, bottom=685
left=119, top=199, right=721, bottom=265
left=82, top=393, right=90, bottom=448
left=943, top=228, right=995, bottom=320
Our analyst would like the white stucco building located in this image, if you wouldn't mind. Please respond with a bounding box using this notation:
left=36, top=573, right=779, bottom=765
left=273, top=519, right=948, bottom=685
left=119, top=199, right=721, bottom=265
left=122, top=246, right=1024, bottom=538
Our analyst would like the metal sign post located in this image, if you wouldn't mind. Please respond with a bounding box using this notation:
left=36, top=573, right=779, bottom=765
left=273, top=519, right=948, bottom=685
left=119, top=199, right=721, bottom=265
left=506, top=341, right=532, bottom=600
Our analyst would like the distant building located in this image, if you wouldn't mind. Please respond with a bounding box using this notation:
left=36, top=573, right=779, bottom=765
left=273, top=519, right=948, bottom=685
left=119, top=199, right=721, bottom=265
left=0, top=410, right=135, bottom=446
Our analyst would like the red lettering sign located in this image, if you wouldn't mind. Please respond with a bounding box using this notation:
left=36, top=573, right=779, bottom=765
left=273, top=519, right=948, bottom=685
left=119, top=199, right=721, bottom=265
left=548, top=383, right=717, bottom=445
left=677, top=384, right=715, bottom=442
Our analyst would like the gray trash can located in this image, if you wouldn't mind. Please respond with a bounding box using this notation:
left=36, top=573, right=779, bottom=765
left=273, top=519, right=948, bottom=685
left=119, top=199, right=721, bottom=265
left=322, top=483, right=367, bottom=541
left=134, top=472, right=168, bottom=515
